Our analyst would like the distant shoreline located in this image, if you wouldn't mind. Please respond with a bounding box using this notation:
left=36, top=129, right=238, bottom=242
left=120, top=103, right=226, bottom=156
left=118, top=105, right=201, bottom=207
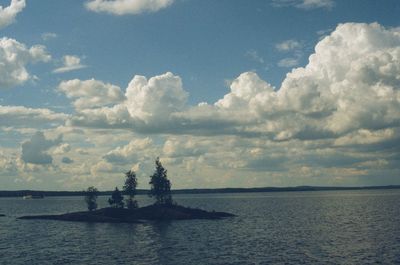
left=1, top=185, right=400, bottom=197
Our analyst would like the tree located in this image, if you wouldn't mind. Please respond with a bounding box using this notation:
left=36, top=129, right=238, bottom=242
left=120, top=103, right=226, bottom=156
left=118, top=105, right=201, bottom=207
left=123, top=170, right=138, bottom=209
left=108, top=187, right=124, bottom=208
left=149, top=157, right=172, bottom=205
left=84, top=186, right=99, bottom=211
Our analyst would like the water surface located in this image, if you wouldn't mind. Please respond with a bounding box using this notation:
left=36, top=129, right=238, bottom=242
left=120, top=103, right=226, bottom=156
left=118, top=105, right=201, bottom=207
left=0, top=190, right=399, bottom=264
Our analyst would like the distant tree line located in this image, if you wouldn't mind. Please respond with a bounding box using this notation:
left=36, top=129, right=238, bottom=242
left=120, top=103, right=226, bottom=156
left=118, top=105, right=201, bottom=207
left=84, top=157, right=173, bottom=211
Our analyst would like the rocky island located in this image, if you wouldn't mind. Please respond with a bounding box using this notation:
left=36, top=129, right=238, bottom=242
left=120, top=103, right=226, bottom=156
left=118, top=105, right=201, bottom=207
left=18, top=159, right=234, bottom=223
left=18, top=204, right=234, bottom=223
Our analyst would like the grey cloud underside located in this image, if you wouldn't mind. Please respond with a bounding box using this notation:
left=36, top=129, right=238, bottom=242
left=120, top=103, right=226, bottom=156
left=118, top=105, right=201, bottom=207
left=61, top=157, right=74, bottom=164
left=21, top=131, right=62, bottom=164
left=69, top=111, right=265, bottom=137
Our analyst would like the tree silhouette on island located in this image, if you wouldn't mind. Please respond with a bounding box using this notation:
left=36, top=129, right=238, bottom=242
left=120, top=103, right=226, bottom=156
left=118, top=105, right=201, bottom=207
left=87, top=157, right=173, bottom=210
left=108, top=187, right=124, bottom=208
left=84, top=186, right=99, bottom=211
left=19, top=158, right=234, bottom=223
left=124, top=169, right=138, bottom=209
left=149, top=157, right=172, bottom=205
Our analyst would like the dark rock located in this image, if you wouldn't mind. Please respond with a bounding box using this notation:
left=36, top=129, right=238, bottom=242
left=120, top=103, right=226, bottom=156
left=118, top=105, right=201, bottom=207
left=0, top=214, right=5, bottom=217
left=17, top=204, right=234, bottom=223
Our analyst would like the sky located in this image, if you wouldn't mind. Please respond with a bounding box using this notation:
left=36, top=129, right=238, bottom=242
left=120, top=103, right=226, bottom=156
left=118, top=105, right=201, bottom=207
left=0, top=0, right=400, bottom=190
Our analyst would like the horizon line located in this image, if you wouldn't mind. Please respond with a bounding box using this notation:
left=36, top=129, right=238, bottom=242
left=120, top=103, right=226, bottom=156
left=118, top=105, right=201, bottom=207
left=1, top=184, right=399, bottom=197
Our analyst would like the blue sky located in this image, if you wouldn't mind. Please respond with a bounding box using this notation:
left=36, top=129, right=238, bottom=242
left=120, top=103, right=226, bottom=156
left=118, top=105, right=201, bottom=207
left=0, top=0, right=400, bottom=190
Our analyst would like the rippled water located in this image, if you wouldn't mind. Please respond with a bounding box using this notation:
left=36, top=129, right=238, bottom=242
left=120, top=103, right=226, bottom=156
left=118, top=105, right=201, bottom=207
left=1, top=190, right=400, bottom=265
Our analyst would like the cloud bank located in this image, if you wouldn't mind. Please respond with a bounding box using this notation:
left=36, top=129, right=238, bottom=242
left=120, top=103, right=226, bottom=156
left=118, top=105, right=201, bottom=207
left=65, top=23, right=400, bottom=146
left=4, top=22, right=400, bottom=189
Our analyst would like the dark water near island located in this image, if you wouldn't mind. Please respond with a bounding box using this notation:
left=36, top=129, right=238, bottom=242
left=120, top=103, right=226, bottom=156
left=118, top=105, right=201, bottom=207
left=0, top=190, right=399, bottom=265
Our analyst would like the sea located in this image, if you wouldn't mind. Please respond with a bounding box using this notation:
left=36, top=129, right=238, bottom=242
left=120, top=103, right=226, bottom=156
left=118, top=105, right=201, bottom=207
left=0, top=189, right=399, bottom=265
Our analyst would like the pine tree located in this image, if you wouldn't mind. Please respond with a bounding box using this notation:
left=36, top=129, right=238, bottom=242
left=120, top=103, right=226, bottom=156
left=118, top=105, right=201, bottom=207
left=123, top=170, right=138, bottom=209
left=84, top=186, right=99, bottom=211
left=108, top=187, right=124, bottom=208
left=149, top=157, right=172, bottom=205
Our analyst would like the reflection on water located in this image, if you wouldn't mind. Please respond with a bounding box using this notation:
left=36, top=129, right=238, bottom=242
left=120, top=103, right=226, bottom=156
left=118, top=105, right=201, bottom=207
left=1, top=190, right=400, bottom=264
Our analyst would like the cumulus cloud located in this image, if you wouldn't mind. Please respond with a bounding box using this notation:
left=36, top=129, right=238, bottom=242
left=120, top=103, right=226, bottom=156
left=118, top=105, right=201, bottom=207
left=21, top=131, right=62, bottom=165
left=125, top=72, right=188, bottom=121
left=53, top=143, right=71, bottom=155
left=85, top=0, right=174, bottom=15
left=66, top=22, right=400, bottom=148
left=0, top=37, right=51, bottom=89
left=0, top=0, right=25, bottom=29
left=90, top=160, right=115, bottom=176
left=163, top=137, right=209, bottom=158
left=58, top=78, right=126, bottom=110
left=103, top=137, right=153, bottom=164
left=53, top=55, right=86, bottom=73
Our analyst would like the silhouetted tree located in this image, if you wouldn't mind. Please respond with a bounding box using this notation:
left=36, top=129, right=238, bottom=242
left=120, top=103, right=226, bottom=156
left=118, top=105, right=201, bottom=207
left=84, top=186, right=99, bottom=211
left=108, top=187, right=124, bottom=208
left=149, top=157, right=172, bottom=205
left=123, top=170, right=138, bottom=209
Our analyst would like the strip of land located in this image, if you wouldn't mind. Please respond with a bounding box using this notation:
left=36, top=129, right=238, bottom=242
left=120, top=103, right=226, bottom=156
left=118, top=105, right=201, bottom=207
left=1, top=185, right=399, bottom=197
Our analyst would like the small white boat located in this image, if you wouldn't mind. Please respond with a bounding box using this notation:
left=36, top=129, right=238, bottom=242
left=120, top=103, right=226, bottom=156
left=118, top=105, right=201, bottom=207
left=23, top=194, right=44, bottom=199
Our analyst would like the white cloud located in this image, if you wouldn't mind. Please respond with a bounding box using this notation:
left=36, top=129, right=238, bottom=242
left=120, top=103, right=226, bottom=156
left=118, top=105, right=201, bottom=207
left=276, top=39, right=302, bottom=67
left=90, top=160, right=115, bottom=176
left=0, top=105, right=68, bottom=128
left=276, top=39, right=302, bottom=51
left=53, top=55, right=86, bottom=73
left=299, top=0, right=334, bottom=10
left=245, top=49, right=264, bottom=64
left=53, top=143, right=71, bottom=155
left=41, top=32, right=57, bottom=41
left=0, top=37, right=51, bottom=89
left=21, top=131, right=62, bottom=165
left=277, top=57, right=300, bottom=67
left=103, top=137, right=153, bottom=164
left=163, top=137, right=209, bottom=158
left=58, top=78, right=126, bottom=110
left=334, top=128, right=398, bottom=147
left=66, top=22, right=400, bottom=147
left=272, top=0, right=334, bottom=10
left=0, top=0, right=25, bottom=29
left=85, top=0, right=174, bottom=15
left=125, top=72, right=188, bottom=122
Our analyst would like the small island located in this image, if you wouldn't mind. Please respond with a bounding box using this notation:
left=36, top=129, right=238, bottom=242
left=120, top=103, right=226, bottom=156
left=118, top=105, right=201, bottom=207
left=18, top=204, right=233, bottom=223
left=18, top=158, right=234, bottom=223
